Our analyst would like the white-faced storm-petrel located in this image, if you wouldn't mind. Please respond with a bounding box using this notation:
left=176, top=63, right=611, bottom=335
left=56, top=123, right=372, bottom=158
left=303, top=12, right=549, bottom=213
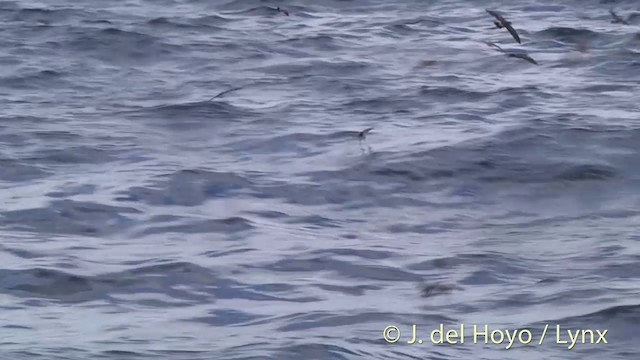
left=486, top=9, right=521, bottom=44
left=609, top=8, right=630, bottom=25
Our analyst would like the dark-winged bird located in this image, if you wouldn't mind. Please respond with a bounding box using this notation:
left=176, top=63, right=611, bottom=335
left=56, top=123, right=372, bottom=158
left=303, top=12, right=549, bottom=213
left=208, top=87, right=242, bottom=101
left=507, top=53, right=538, bottom=65
left=486, top=9, right=521, bottom=44
left=484, top=41, right=538, bottom=65
left=357, top=127, right=373, bottom=154
left=609, top=8, right=630, bottom=25
left=358, top=127, right=373, bottom=140
left=275, top=6, right=289, bottom=16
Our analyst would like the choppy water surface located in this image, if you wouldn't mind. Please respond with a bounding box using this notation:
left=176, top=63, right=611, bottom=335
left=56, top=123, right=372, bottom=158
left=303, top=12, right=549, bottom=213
left=1, top=0, right=640, bottom=359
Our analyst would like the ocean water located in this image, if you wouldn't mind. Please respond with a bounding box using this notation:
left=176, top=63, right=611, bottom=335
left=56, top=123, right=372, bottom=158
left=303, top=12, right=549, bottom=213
left=1, top=0, right=639, bottom=359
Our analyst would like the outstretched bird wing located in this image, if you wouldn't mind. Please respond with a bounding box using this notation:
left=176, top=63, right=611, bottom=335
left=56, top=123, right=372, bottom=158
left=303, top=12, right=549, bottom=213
left=358, top=127, right=374, bottom=138
left=609, top=8, right=629, bottom=24
left=275, top=6, right=289, bottom=16
left=508, top=53, right=538, bottom=65
left=503, top=22, right=521, bottom=43
left=486, top=9, right=521, bottom=43
left=208, top=87, right=242, bottom=101
left=483, top=40, right=504, bottom=52
left=609, top=8, right=620, bottom=20
left=485, top=9, right=504, bottom=22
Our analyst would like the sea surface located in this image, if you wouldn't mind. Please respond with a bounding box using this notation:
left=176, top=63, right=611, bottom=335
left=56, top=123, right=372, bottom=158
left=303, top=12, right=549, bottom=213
left=1, top=0, right=639, bottom=359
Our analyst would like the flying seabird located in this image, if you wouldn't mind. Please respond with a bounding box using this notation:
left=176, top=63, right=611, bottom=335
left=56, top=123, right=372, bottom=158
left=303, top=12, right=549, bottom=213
left=357, top=127, right=373, bottom=154
left=420, top=282, right=460, bottom=298
left=506, top=53, right=538, bottom=65
left=609, top=8, right=630, bottom=25
left=486, top=9, right=521, bottom=44
left=208, top=87, right=242, bottom=101
left=484, top=41, right=538, bottom=65
left=274, top=6, right=289, bottom=16
left=358, top=127, right=373, bottom=140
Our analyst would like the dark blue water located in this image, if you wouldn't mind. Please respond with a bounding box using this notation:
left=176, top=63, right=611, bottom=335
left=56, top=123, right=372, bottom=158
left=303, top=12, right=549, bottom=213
left=1, top=0, right=639, bottom=359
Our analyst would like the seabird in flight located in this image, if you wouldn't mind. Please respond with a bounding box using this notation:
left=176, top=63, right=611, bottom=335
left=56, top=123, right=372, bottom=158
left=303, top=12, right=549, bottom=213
left=506, top=52, right=538, bottom=65
left=609, top=8, right=630, bottom=25
left=484, top=41, right=538, bottom=65
left=357, top=127, right=373, bottom=154
left=274, top=6, right=289, bottom=16
left=358, top=127, right=374, bottom=140
left=486, top=9, right=521, bottom=44
left=208, top=87, right=242, bottom=101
